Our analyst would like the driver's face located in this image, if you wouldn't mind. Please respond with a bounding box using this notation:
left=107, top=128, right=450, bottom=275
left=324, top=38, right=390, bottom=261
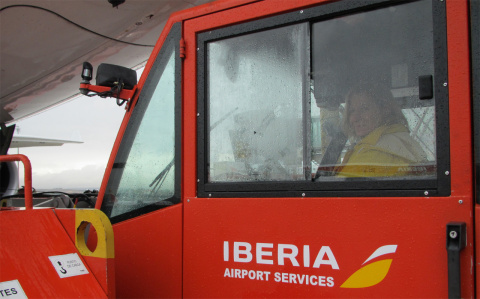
left=348, top=94, right=382, bottom=137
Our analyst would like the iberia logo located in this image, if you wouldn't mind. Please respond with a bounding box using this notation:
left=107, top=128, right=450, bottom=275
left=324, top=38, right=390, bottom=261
left=222, top=241, right=397, bottom=289
left=340, top=245, right=398, bottom=288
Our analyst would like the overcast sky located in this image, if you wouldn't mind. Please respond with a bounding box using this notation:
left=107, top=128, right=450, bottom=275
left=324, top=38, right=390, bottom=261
left=8, top=93, right=126, bottom=190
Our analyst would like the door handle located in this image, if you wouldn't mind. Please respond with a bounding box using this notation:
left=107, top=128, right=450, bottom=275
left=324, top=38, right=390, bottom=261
left=446, top=222, right=466, bottom=299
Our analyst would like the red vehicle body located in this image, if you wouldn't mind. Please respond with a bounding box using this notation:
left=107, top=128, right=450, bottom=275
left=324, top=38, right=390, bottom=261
left=1, top=0, right=479, bottom=297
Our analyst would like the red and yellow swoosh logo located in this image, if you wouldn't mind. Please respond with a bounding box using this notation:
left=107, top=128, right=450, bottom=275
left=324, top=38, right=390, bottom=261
left=340, top=245, right=397, bottom=288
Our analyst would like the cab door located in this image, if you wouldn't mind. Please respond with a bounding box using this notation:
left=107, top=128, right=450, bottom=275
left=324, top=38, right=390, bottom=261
left=183, top=0, right=475, bottom=297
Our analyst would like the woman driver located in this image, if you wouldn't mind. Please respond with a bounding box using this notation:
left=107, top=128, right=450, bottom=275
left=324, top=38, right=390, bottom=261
left=335, top=82, right=428, bottom=177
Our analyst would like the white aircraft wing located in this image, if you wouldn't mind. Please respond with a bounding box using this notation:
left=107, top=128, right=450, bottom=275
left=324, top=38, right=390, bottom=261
left=0, top=0, right=214, bottom=125
left=9, top=135, right=83, bottom=148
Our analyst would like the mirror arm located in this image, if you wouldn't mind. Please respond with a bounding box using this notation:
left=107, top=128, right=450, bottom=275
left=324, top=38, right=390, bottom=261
left=79, top=83, right=137, bottom=103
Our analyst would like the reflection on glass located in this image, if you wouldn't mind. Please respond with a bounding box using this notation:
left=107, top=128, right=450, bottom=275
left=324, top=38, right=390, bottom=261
left=207, top=24, right=308, bottom=182
left=109, top=51, right=176, bottom=217
left=334, top=83, right=429, bottom=177
left=312, top=0, right=437, bottom=179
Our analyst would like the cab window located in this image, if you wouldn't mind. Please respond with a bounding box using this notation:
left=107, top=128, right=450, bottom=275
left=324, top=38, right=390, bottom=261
left=206, top=23, right=308, bottom=182
left=197, top=0, right=449, bottom=197
left=311, top=0, right=436, bottom=180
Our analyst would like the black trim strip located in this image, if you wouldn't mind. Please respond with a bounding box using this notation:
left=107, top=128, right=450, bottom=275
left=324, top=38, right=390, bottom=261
left=471, top=0, right=480, bottom=204
left=431, top=0, right=450, bottom=196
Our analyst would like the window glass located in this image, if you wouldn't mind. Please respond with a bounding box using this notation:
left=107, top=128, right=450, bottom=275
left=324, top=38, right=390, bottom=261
left=207, top=24, right=309, bottom=182
left=200, top=0, right=446, bottom=196
left=312, top=0, right=436, bottom=180
left=105, top=50, right=176, bottom=218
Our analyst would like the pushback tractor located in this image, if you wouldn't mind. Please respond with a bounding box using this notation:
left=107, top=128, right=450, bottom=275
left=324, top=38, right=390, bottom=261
left=1, top=0, right=479, bottom=297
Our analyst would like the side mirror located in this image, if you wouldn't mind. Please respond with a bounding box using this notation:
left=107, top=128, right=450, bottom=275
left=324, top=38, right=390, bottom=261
left=79, top=62, right=138, bottom=106
left=96, top=63, right=137, bottom=90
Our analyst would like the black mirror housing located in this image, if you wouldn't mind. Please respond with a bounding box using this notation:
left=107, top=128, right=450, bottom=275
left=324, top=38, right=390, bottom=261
left=96, top=63, right=137, bottom=90
left=79, top=61, right=138, bottom=107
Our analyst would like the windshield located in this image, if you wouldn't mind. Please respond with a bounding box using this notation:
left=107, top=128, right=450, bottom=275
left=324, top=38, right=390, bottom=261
left=101, top=24, right=181, bottom=221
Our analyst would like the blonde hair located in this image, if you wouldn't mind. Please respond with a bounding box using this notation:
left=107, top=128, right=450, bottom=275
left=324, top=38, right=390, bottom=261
left=343, top=82, right=408, bottom=139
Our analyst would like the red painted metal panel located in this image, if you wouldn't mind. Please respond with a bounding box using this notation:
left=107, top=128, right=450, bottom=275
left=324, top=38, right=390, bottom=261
left=446, top=0, right=474, bottom=198
left=444, top=2, right=476, bottom=296
left=183, top=196, right=474, bottom=297
left=0, top=209, right=108, bottom=298
left=56, top=209, right=116, bottom=298
left=55, top=208, right=76, bottom=243
left=112, top=204, right=183, bottom=298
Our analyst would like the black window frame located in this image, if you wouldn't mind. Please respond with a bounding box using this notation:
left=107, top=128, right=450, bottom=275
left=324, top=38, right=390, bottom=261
left=471, top=0, right=480, bottom=204
left=101, top=22, right=182, bottom=224
left=197, top=0, right=450, bottom=198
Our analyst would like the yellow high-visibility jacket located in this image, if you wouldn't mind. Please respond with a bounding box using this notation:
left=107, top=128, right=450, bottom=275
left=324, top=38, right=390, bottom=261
left=336, top=124, right=429, bottom=177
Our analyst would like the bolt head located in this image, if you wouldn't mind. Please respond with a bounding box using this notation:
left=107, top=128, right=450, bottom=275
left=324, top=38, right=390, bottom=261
left=449, top=230, right=458, bottom=239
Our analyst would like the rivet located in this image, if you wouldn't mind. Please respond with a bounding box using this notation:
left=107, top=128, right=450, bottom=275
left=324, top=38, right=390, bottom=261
left=459, top=199, right=463, bottom=204
left=445, top=170, right=450, bottom=175
left=443, top=82, right=448, bottom=87
left=302, top=193, right=306, bottom=197
left=197, top=48, right=199, bottom=51
left=197, top=113, right=200, bottom=117
left=424, top=191, right=429, bottom=196
left=300, top=10, right=304, bottom=13
left=449, top=230, right=457, bottom=239
left=209, top=194, right=212, bottom=197
left=197, top=179, right=200, bottom=183
left=187, top=199, right=190, bottom=202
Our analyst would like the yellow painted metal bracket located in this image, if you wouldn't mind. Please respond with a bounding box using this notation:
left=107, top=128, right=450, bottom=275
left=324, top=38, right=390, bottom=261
left=75, top=209, right=115, bottom=258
